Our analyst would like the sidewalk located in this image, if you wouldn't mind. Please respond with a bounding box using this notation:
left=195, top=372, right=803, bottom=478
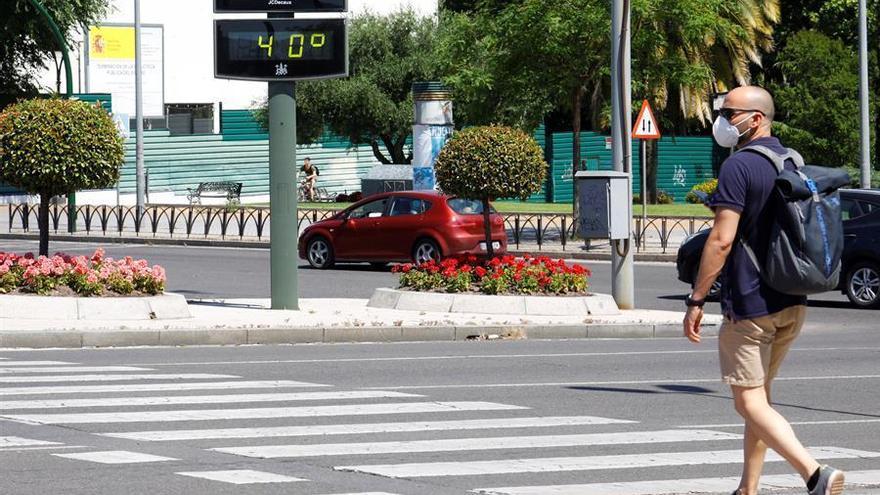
left=0, top=297, right=721, bottom=348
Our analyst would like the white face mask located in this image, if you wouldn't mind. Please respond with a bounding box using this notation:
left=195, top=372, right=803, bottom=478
left=712, top=112, right=756, bottom=148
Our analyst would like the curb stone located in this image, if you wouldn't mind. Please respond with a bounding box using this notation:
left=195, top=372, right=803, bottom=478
left=0, top=323, right=720, bottom=349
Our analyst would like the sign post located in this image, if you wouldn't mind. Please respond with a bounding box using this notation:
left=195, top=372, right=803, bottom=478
left=213, top=1, right=349, bottom=310
left=632, top=99, right=661, bottom=248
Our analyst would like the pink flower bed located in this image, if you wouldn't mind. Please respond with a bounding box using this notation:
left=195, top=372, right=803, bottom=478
left=392, top=254, right=590, bottom=295
left=0, top=248, right=166, bottom=297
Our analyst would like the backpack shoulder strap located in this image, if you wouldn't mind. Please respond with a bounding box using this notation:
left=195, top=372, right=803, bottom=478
left=739, top=145, right=805, bottom=172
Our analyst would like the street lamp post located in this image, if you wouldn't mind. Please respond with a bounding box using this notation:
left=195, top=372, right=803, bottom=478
left=858, top=0, right=871, bottom=188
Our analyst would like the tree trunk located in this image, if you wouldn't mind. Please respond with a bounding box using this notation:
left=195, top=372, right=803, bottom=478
left=571, top=87, right=583, bottom=234
left=481, top=198, right=494, bottom=259
left=369, top=139, right=392, bottom=164
left=38, top=193, right=50, bottom=256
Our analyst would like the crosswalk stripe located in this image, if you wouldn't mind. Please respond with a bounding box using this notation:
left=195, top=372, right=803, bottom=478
left=0, top=445, right=87, bottom=452
left=53, top=450, right=178, bottom=464
left=4, top=401, right=527, bottom=425
left=474, top=469, right=880, bottom=494
left=0, top=380, right=328, bottom=396
left=214, top=429, right=741, bottom=459
left=319, top=493, right=401, bottom=495
left=0, top=361, right=74, bottom=366
left=0, top=366, right=153, bottom=374
left=176, top=470, right=307, bottom=484
left=101, top=416, right=635, bottom=442
left=336, top=447, right=880, bottom=478
left=0, top=373, right=239, bottom=383
left=0, top=390, right=424, bottom=410
left=0, top=436, right=62, bottom=448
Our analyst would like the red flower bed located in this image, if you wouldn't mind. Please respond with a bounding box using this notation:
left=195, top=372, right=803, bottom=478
left=0, top=248, right=166, bottom=297
left=392, top=254, right=590, bottom=295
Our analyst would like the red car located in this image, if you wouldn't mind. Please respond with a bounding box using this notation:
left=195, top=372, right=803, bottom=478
left=298, top=191, right=508, bottom=269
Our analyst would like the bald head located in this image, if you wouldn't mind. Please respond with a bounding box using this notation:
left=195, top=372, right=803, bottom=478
left=724, top=86, right=775, bottom=124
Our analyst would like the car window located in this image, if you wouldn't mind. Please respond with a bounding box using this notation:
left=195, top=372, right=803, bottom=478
left=348, top=198, right=388, bottom=219
left=447, top=198, right=496, bottom=215
left=389, top=197, right=432, bottom=217
left=858, top=201, right=880, bottom=214
left=841, top=199, right=862, bottom=221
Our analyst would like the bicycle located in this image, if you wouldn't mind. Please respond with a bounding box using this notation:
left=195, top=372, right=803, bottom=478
left=297, top=180, right=331, bottom=203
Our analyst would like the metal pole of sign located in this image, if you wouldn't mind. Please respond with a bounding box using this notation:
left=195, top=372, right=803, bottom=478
left=858, top=0, right=871, bottom=189
left=610, top=0, right=635, bottom=309
left=135, top=0, right=146, bottom=216
left=267, top=15, right=299, bottom=310
left=640, top=139, right=647, bottom=250
left=268, top=81, right=299, bottom=310
left=27, top=0, right=77, bottom=233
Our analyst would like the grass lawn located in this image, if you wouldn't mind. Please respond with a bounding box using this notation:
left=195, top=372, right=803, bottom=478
left=287, top=200, right=712, bottom=217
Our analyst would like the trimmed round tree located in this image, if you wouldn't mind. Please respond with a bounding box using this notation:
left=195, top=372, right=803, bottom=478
left=0, top=98, right=124, bottom=255
left=434, top=125, right=547, bottom=258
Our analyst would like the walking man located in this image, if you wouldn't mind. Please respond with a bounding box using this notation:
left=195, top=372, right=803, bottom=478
left=683, top=86, right=846, bottom=495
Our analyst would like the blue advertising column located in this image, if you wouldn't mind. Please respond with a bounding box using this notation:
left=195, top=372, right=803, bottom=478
left=412, top=82, right=453, bottom=190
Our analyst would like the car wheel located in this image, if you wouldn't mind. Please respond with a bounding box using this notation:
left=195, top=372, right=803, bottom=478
left=691, top=268, right=723, bottom=301
left=306, top=236, right=335, bottom=269
left=412, top=239, right=441, bottom=264
left=845, top=261, right=880, bottom=309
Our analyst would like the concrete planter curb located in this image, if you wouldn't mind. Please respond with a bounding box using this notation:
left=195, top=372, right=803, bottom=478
left=0, top=293, right=191, bottom=321
left=368, top=288, right=621, bottom=316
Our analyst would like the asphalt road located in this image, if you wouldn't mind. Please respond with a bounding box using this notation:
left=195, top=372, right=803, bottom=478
left=0, top=239, right=873, bottom=335
left=2, top=337, right=879, bottom=495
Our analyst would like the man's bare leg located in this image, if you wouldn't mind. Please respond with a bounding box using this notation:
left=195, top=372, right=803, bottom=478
left=736, top=385, right=772, bottom=495
left=732, top=385, right=820, bottom=482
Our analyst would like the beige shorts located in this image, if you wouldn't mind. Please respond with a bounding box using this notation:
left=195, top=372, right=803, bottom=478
left=718, top=305, right=807, bottom=388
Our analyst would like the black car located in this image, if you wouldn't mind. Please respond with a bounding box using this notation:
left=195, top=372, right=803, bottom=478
left=676, top=189, right=880, bottom=308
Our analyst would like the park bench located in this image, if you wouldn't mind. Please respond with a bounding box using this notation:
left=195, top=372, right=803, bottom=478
left=186, top=181, right=243, bottom=205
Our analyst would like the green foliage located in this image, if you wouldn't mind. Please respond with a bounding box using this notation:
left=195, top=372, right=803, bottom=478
left=655, top=190, right=675, bottom=205
left=434, top=126, right=547, bottom=201
left=254, top=10, right=439, bottom=164
left=0, top=98, right=124, bottom=196
left=844, top=166, right=880, bottom=188
left=771, top=31, right=874, bottom=168
left=686, top=178, right=718, bottom=204
left=0, top=0, right=111, bottom=100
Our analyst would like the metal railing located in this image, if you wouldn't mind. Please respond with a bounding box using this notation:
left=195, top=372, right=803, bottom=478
left=6, top=203, right=714, bottom=254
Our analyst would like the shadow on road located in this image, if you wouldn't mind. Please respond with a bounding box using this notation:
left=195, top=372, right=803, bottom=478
left=566, top=384, right=880, bottom=419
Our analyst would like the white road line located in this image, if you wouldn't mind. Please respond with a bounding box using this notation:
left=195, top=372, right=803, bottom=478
left=0, top=366, right=153, bottom=374
left=102, top=416, right=635, bottom=442
left=474, top=470, right=880, bottom=495
left=128, top=347, right=880, bottom=367
left=5, top=402, right=527, bottom=425
left=213, top=429, right=741, bottom=459
left=176, top=470, right=306, bottom=484
left=0, top=390, right=423, bottom=410
left=0, top=445, right=86, bottom=452
left=361, top=374, right=880, bottom=391
left=679, top=419, right=880, bottom=428
left=0, top=380, right=328, bottom=396
left=0, top=373, right=239, bottom=383
left=53, top=450, right=178, bottom=464
left=0, top=436, right=62, bottom=448
left=336, top=447, right=880, bottom=478
left=0, top=361, right=74, bottom=366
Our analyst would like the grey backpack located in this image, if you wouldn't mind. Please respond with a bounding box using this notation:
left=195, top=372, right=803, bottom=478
left=738, top=145, right=849, bottom=296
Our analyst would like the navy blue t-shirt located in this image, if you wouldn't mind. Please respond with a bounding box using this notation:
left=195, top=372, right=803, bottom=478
left=708, top=137, right=807, bottom=321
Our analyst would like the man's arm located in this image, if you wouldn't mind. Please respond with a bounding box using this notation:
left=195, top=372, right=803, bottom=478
left=684, top=206, right=741, bottom=343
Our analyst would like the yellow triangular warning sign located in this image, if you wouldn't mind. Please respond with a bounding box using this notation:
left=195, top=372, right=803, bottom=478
left=633, top=100, right=661, bottom=140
